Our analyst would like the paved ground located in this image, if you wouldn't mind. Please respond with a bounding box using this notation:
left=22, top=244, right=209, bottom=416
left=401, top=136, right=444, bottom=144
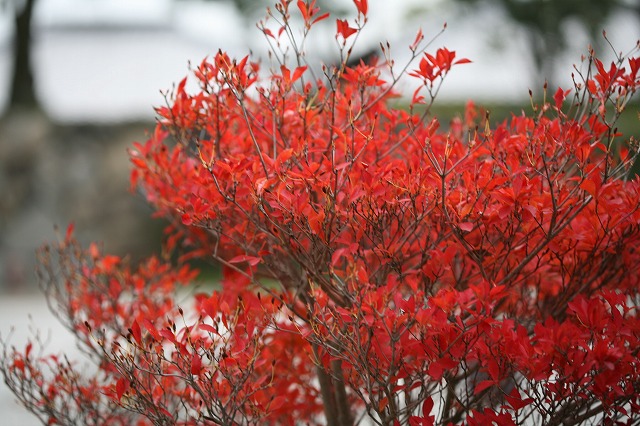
left=0, top=294, right=79, bottom=426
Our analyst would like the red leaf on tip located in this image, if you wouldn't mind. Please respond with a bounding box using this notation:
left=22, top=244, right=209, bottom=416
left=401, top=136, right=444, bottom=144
left=177, top=77, right=188, bottom=94
left=130, top=319, right=142, bottom=344
left=297, top=0, right=309, bottom=21
left=353, top=0, right=367, bottom=16
left=100, top=255, right=120, bottom=272
left=410, top=28, right=424, bottom=51
left=312, top=12, right=330, bottom=25
left=454, top=58, right=472, bottom=65
left=65, top=223, right=75, bottom=243
left=98, top=254, right=120, bottom=274
left=336, top=19, right=357, bottom=39
left=554, top=87, right=571, bottom=109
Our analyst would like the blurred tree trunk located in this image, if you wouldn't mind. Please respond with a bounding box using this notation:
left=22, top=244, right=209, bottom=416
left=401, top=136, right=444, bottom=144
left=9, top=0, right=39, bottom=112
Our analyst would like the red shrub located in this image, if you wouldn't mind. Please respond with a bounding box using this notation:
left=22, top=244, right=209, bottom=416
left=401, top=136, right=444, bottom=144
left=2, top=1, right=640, bottom=425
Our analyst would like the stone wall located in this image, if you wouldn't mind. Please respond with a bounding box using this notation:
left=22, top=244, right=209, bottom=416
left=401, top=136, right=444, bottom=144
left=0, top=110, right=162, bottom=292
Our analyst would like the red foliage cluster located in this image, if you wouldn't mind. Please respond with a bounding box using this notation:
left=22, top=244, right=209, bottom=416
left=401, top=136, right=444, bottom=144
left=2, top=1, right=640, bottom=425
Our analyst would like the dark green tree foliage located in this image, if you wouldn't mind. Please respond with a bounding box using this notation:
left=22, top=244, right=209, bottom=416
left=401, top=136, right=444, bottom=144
left=454, top=0, right=638, bottom=82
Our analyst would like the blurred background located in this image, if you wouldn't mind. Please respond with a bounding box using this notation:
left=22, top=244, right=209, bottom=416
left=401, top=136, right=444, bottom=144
left=0, top=0, right=638, bottom=423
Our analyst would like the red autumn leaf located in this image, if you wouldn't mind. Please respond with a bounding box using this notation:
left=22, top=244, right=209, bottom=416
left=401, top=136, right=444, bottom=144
left=297, top=0, right=309, bottom=21
left=553, top=87, right=571, bottom=109
left=181, top=213, right=193, bottom=226
left=99, top=255, right=120, bottom=272
left=190, top=352, right=203, bottom=375
left=198, top=323, right=217, bottom=334
left=459, top=222, right=474, bottom=232
left=353, top=0, right=368, bottom=16
left=65, top=223, right=75, bottom=243
left=281, top=65, right=307, bottom=88
left=228, top=254, right=261, bottom=266
left=336, top=19, right=357, bottom=39
left=12, top=358, right=25, bottom=373
left=141, top=318, right=162, bottom=341
left=89, top=242, right=100, bottom=259
left=201, top=293, right=219, bottom=320
left=312, top=11, right=330, bottom=25
left=505, top=388, right=533, bottom=410
left=428, top=360, right=445, bottom=381
left=579, top=179, right=597, bottom=197
left=115, top=377, right=129, bottom=401
left=176, top=76, right=187, bottom=94
left=269, top=395, right=287, bottom=411
left=487, top=359, right=500, bottom=381
left=108, top=277, right=122, bottom=299
left=410, top=28, right=424, bottom=51
left=130, top=319, right=142, bottom=344
left=158, top=407, right=173, bottom=420
left=130, top=156, right=147, bottom=169
left=159, top=328, right=176, bottom=344
left=474, top=379, right=495, bottom=395
left=454, top=57, right=472, bottom=65
left=422, top=396, right=434, bottom=419
left=291, top=66, right=307, bottom=84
